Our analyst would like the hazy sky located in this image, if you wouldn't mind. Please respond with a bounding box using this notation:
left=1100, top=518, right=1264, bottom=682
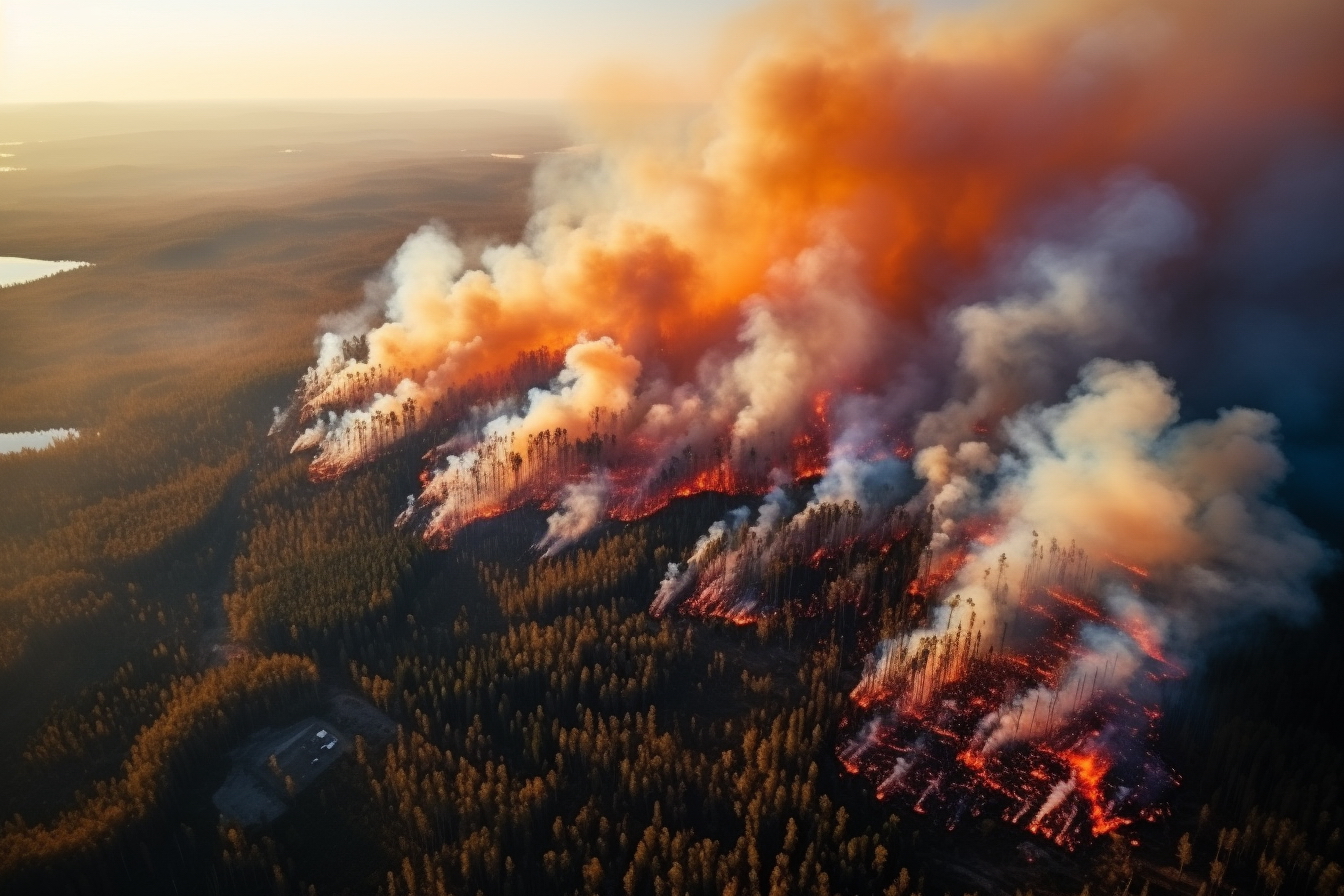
left=0, top=0, right=973, bottom=103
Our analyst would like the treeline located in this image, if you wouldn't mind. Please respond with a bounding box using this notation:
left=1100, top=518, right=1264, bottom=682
left=23, top=640, right=196, bottom=767
left=0, top=571, right=109, bottom=668
left=0, top=363, right=279, bottom=673
left=0, top=364, right=283, bottom=543
left=348, top=600, right=692, bottom=737
left=1147, top=607, right=1344, bottom=896
left=225, top=460, right=420, bottom=645
left=0, top=453, right=244, bottom=585
left=0, top=356, right=325, bottom=891
left=0, top=452, right=241, bottom=669
left=348, top=695, right=911, bottom=896
left=0, top=653, right=319, bottom=879
left=480, top=529, right=652, bottom=619
left=126, top=500, right=935, bottom=896
left=325, top=596, right=919, bottom=896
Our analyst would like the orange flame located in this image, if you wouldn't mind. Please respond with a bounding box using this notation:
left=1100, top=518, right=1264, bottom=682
left=1064, top=748, right=1128, bottom=837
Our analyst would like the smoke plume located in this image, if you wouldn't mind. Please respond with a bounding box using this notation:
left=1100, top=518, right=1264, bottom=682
left=538, top=472, right=613, bottom=557
left=281, top=0, right=1342, bottom=843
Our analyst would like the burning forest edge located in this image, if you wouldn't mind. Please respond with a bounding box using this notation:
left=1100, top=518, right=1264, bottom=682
left=275, top=339, right=1320, bottom=855
left=267, top=0, right=1337, bottom=877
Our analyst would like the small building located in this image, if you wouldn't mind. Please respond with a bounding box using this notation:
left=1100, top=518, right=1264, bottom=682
left=213, top=717, right=348, bottom=826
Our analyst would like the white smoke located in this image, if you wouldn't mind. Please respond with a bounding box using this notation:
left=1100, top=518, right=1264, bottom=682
left=538, top=472, right=613, bottom=557
left=913, top=358, right=1328, bottom=748
left=413, top=336, right=641, bottom=538
left=652, top=506, right=754, bottom=616
left=996, top=360, right=1323, bottom=635
left=977, top=624, right=1145, bottom=753
left=915, top=171, right=1195, bottom=451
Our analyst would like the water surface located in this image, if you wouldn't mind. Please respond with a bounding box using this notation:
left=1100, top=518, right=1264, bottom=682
left=0, top=257, right=89, bottom=288
left=0, top=429, right=79, bottom=454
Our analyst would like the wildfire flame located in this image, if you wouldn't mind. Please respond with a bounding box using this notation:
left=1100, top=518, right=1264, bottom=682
left=278, top=0, right=1335, bottom=851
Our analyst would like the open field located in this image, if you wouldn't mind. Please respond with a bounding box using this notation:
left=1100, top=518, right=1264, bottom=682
left=0, top=103, right=563, bottom=433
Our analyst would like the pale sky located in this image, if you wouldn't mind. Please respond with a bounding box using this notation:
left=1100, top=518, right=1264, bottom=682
left=0, top=0, right=975, bottom=103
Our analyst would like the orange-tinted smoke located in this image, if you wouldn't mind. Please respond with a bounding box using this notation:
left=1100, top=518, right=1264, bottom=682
left=293, top=0, right=1344, bottom=502
left=325, top=0, right=1336, bottom=385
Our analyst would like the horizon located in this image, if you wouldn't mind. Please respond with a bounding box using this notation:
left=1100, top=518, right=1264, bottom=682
left=0, top=0, right=983, bottom=105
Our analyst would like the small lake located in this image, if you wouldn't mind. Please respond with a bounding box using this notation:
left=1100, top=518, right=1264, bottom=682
left=0, top=257, right=90, bottom=289
left=0, top=429, right=80, bottom=454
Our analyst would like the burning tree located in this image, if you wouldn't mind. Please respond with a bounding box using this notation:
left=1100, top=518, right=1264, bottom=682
left=271, top=0, right=1330, bottom=857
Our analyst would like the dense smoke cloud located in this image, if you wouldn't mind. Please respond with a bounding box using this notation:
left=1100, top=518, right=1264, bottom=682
left=914, top=172, right=1194, bottom=450
left=282, top=0, right=1342, bottom=842
left=894, top=358, right=1326, bottom=750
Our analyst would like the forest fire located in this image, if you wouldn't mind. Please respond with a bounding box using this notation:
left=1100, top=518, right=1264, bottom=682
left=624, top=447, right=1186, bottom=846
left=377, top=346, right=843, bottom=547
left=277, top=0, right=1330, bottom=856
left=2, top=0, right=1342, bottom=889
left=835, top=542, right=1176, bottom=848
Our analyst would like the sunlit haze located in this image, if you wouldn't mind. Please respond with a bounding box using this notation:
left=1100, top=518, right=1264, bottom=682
left=1, top=0, right=978, bottom=103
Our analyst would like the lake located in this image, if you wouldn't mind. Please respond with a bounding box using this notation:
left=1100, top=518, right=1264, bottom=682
left=0, top=429, right=80, bottom=454
left=0, top=257, right=90, bottom=288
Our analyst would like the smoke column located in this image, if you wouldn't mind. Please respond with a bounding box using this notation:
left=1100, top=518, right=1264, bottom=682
left=282, top=0, right=1341, bottom=843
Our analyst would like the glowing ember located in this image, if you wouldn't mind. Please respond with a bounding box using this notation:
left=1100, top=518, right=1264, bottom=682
left=655, top=504, right=1179, bottom=847
left=833, top=537, right=1179, bottom=848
